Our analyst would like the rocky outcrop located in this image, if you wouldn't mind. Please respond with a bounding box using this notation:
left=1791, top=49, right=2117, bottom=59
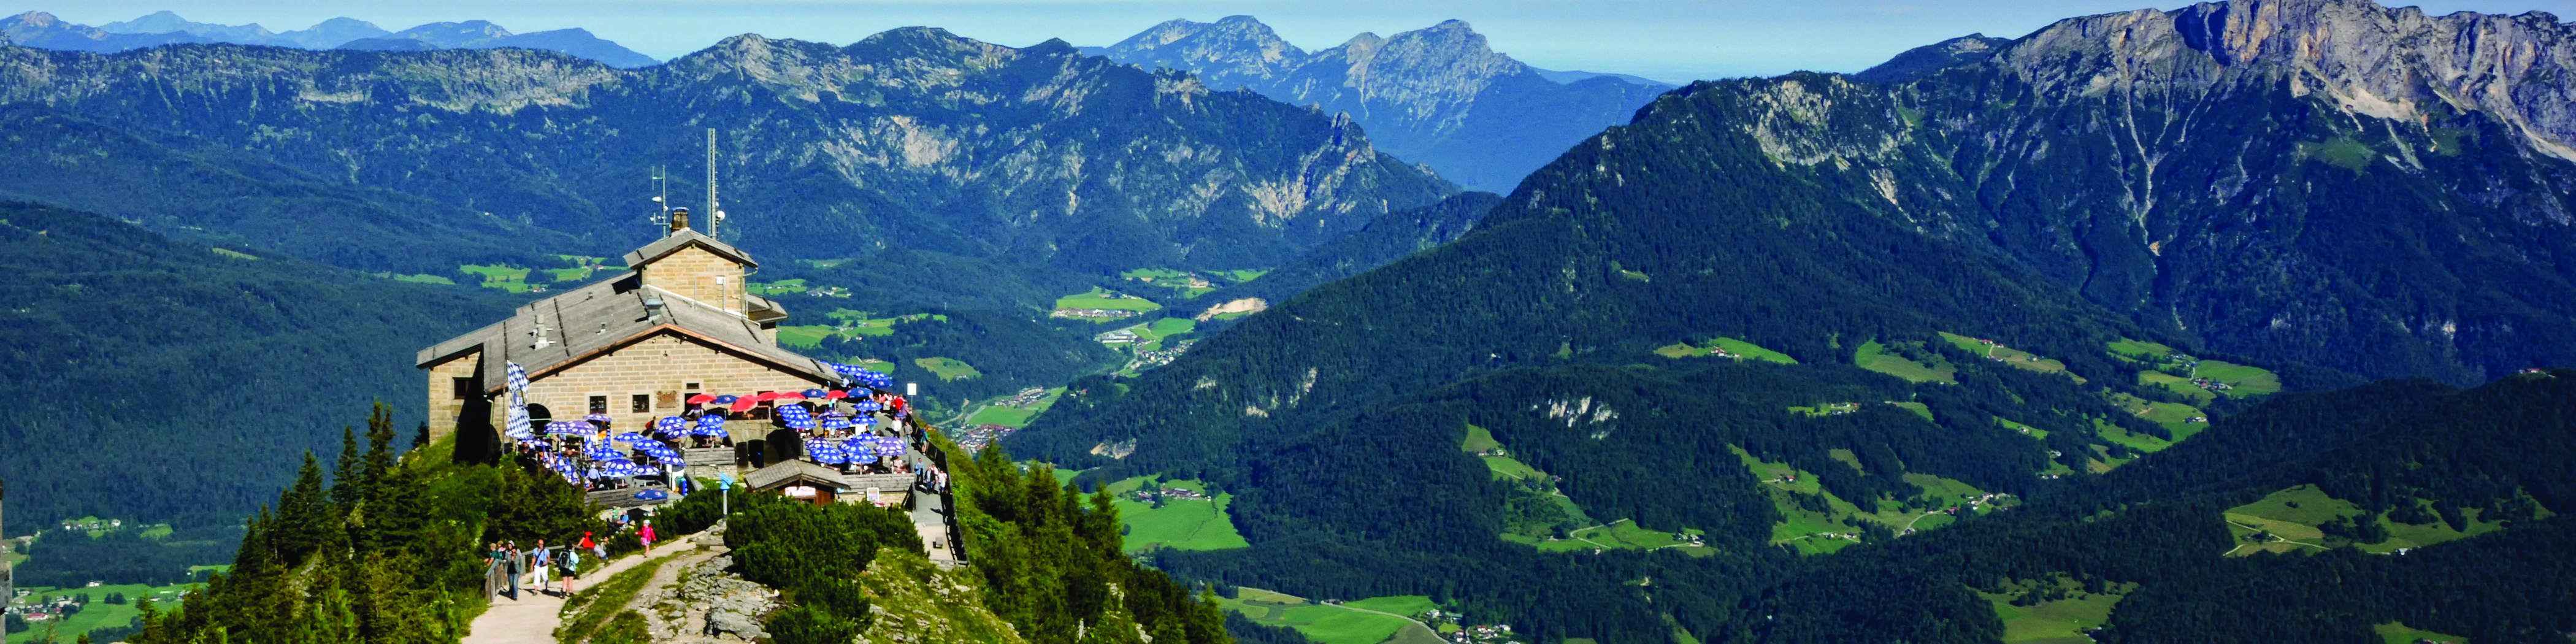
left=1093, top=17, right=1671, bottom=192
left=667, top=554, right=778, bottom=642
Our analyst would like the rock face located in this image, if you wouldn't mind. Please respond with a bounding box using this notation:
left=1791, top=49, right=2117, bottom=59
left=0, top=28, right=1454, bottom=275
left=1852, top=34, right=2009, bottom=83
left=672, top=555, right=778, bottom=642
left=1091, top=17, right=1672, bottom=193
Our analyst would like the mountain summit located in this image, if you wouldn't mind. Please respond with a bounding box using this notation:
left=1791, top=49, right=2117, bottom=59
left=6, top=10, right=656, bottom=67
left=1092, top=16, right=1673, bottom=193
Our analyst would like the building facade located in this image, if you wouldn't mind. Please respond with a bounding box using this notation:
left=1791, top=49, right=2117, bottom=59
left=417, top=220, right=831, bottom=449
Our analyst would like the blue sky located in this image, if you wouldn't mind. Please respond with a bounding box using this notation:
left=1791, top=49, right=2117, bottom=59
left=13, top=0, right=2574, bottom=83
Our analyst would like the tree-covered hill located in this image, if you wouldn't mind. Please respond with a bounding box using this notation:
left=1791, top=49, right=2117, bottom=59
left=0, top=202, right=512, bottom=529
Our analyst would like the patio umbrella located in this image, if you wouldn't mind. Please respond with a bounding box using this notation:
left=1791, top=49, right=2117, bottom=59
left=801, top=388, right=828, bottom=399
left=613, top=432, right=651, bottom=443
left=777, top=405, right=815, bottom=430
left=585, top=447, right=623, bottom=461
left=655, top=416, right=687, bottom=437
left=546, top=421, right=591, bottom=435
left=820, top=417, right=853, bottom=432
left=754, top=392, right=783, bottom=402
left=693, top=415, right=728, bottom=437
left=712, top=395, right=739, bottom=404
left=585, top=413, right=613, bottom=424
left=845, top=439, right=876, bottom=462
left=686, top=394, right=716, bottom=405
left=775, top=391, right=807, bottom=401
left=729, top=398, right=759, bottom=413
left=807, top=442, right=848, bottom=464
left=824, top=390, right=849, bottom=399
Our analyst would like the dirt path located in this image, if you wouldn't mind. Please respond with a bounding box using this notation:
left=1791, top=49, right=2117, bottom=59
left=462, top=532, right=716, bottom=644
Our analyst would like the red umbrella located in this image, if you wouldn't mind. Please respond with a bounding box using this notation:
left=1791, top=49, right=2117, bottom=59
left=824, top=390, right=849, bottom=399
left=753, top=391, right=783, bottom=402
left=686, top=394, right=716, bottom=404
left=729, top=398, right=759, bottom=413
left=775, top=391, right=807, bottom=401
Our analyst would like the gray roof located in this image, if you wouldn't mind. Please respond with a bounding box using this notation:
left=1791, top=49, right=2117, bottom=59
left=413, top=271, right=838, bottom=393
left=745, top=459, right=849, bottom=491
left=620, top=229, right=756, bottom=269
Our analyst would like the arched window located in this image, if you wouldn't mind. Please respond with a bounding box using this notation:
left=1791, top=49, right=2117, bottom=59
left=527, top=404, right=554, bottom=427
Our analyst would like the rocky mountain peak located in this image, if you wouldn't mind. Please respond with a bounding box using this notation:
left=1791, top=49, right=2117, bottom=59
left=1095, top=15, right=1306, bottom=89
left=393, top=20, right=513, bottom=47
left=1995, top=0, right=2576, bottom=158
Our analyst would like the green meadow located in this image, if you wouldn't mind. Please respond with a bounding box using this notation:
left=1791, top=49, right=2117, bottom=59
left=1653, top=337, right=1797, bottom=364
left=1978, top=577, right=2132, bottom=644
left=1103, top=477, right=1250, bottom=553
left=1217, top=588, right=1424, bottom=644
left=1855, top=340, right=1957, bottom=384
left=1054, top=287, right=1165, bottom=312
left=7, top=582, right=207, bottom=644
left=911, top=356, right=981, bottom=381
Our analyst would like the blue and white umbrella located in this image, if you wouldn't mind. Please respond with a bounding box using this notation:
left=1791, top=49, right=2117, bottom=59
left=853, top=401, right=883, bottom=412
left=502, top=361, right=536, bottom=440
left=585, top=413, right=614, bottom=424
left=546, top=421, right=592, bottom=435
left=878, top=436, right=906, bottom=457
left=586, top=445, right=624, bottom=461
left=777, top=405, right=816, bottom=430
left=845, top=438, right=877, bottom=462
left=820, top=416, right=854, bottom=432
left=693, top=415, right=728, bottom=437
left=807, top=442, right=849, bottom=464
left=655, top=416, right=687, bottom=437
left=613, top=432, right=652, bottom=443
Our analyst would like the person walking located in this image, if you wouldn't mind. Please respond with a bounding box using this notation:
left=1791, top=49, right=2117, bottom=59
left=638, top=520, right=657, bottom=553
left=527, top=540, right=551, bottom=589
left=558, top=546, right=581, bottom=596
left=580, top=531, right=602, bottom=560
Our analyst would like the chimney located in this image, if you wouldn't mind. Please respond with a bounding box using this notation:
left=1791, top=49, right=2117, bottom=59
left=668, top=207, right=691, bottom=234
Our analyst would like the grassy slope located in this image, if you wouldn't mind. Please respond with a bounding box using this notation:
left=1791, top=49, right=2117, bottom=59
left=1219, top=589, right=1428, bottom=644
left=1977, top=579, right=2128, bottom=644
left=1055, top=288, right=1165, bottom=312
left=1102, top=477, right=1250, bottom=553
left=2221, top=485, right=2527, bottom=556
left=1855, top=340, right=1957, bottom=384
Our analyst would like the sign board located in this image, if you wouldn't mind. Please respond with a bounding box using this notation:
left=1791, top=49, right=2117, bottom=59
left=906, top=382, right=918, bottom=396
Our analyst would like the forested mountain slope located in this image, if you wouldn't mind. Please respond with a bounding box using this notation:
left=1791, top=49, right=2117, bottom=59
left=0, top=202, right=512, bottom=528
left=1091, top=17, right=1672, bottom=192
left=0, top=30, right=1454, bottom=280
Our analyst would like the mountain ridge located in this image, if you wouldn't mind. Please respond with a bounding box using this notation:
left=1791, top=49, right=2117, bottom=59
left=3, top=10, right=658, bottom=67
left=1092, top=16, right=1673, bottom=193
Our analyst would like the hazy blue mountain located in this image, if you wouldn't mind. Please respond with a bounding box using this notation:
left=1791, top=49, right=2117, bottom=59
left=278, top=17, right=389, bottom=48
left=1527, top=66, right=1670, bottom=86
left=2, top=11, right=209, bottom=52
left=98, top=10, right=285, bottom=44
left=1092, top=16, right=1673, bottom=193
left=10, top=11, right=656, bottom=67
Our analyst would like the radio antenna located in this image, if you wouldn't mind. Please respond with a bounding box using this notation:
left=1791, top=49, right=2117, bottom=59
left=650, top=165, right=670, bottom=229
left=704, top=128, right=721, bottom=238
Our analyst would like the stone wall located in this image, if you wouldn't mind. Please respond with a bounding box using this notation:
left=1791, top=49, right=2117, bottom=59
left=423, top=352, right=480, bottom=445
left=488, top=332, right=830, bottom=434
left=640, top=245, right=745, bottom=313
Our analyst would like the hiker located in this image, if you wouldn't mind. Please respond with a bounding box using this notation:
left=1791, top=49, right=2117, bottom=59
left=559, top=546, right=581, bottom=596
left=639, top=520, right=657, bottom=553
left=580, top=531, right=602, bottom=560
left=527, top=540, right=551, bottom=589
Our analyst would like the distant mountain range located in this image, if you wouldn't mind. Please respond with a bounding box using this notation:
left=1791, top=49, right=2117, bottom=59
left=1, top=10, right=658, bottom=67
left=1086, top=16, right=1674, bottom=193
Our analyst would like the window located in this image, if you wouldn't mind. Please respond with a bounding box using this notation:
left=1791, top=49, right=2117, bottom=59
left=632, top=394, right=651, bottom=413
left=451, top=377, right=475, bottom=401
left=685, top=382, right=700, bottom=391
left=589, top=396, right=608, bottom=415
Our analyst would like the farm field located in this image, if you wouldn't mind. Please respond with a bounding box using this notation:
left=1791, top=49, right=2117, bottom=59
left=1462, top=425, right=1545, bottom=481
left=911, top=356, right=981, bottom=381
left=2221, top=485, right=2529, bottom=556
left=775, top=324, right=834, bottom=348
left=1855, top=340, right=1957, bottom=384
left=1054, top=288, right=1164, bottom=312
left=389, top=273, right=455, bottom=285
left=7, top=582, right=206, bottom=644
left=2193, top=360, right=2282, bottom=396
left=1217, top=588, right=1424, bottom=644
left=1997, top=418, right=2047, bottom=439
left=2374, top=622, right=2469, bottom=644
left=1652, top=337, right=1797, bottom=364
left=964, top=388, right=1063, bottom=428
left=1940, top=332, right=2080, bottom=381
left=1103, top=477, right=1249, bottom=553
left=459, top=264, right=535, bottom=293
left=1977, top=578, right=2131, bottom=644
left=1735, top=446, right=2001, bottom=552
left=2108, top=393, right=2209, bottom=437
left=1887, top=401, right=1934, bottom=421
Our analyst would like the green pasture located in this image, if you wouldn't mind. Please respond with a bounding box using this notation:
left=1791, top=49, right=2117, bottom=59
left=2375, top=622, right=2468, bottom=644
left=965, top=405, right=1039, bottom=427
left=7, top=582, right=205, bottom=644
left=2138, top=370, right=2217, bottom=402
left=1979, top=578, right=2130, bottom=644
left=2108, top=394, right=2209, bottom=437
left=1462, top=426, right=1545, bottom=481
left=1941, top=332, right=2078, bottom=381
left=1787, top=402, right=1858, bottom=416
left=1888, top=401, right=1934, bottom=421
left=2193, top=360, right=2282, bottom=396
left=459, top=264, right=535, bottom=293
left=1653, top=337, right=1796, bottom=364
left=1054, top=288, right=1164, bottom=312
left=1997, top=418, right=2047, bottom=439
left=1343, top=596, right=1438, bottom=617
left=1855, top=340, right=1956, bottom=384
left=2106, top=339, right=2177, bottom=362
left=1218, top=588, right=1417, bottom=644
left=2221, top=486, right=2528, bottom=556
left=775, top=325, right=834, bottom=348
left=1113, top=493, right=1250, bottom=553
left=391, top=273, right=455, bottom=285
left=912, top=356, right=981, bottom=381
left=1459, top=424, right=1503, bottom=453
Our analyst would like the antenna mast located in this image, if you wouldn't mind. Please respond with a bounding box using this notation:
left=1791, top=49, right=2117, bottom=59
left=651, top=165, right=670, bottom=230
left=704, top=128, right=719, bottom=238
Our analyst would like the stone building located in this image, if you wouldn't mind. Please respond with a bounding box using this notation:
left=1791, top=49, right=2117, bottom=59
left=416, top=212, right=838, bottom=450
